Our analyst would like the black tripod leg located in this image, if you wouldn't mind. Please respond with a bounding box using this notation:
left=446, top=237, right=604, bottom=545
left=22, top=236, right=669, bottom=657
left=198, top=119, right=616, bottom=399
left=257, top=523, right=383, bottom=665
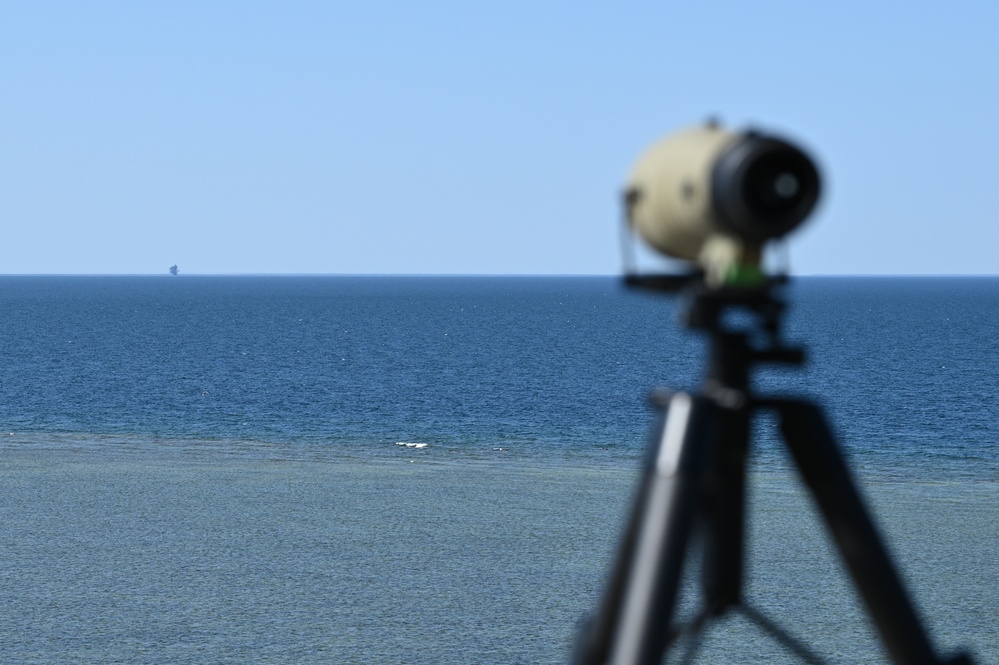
left=612, top=392, right=719, bottom=665
left=571, top=450, right=655, bottom=665
left=774, top=398, right=942, bottom=665
left=572, top=392, right=719, bottom=665
left=700, top=399, right=751, bottom=612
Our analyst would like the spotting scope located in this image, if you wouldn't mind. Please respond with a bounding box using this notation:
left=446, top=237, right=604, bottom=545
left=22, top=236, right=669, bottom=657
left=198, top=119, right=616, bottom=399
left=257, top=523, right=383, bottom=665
left=623, top=121, right=821, bottom=286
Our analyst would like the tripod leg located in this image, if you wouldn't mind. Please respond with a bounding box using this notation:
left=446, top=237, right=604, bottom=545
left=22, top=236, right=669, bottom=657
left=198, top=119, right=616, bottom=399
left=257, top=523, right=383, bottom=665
left=774, top=398, right=941, bottom=665
left=700, top=398, right=751, bottom=612
left=572, top=392, right=720, bottom=665
left=572, top=392, right=719, bottom=665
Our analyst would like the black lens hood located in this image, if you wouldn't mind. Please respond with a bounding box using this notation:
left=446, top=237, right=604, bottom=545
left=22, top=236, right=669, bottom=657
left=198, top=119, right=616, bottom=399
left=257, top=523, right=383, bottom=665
left=711, top=132, right=821, bottom=241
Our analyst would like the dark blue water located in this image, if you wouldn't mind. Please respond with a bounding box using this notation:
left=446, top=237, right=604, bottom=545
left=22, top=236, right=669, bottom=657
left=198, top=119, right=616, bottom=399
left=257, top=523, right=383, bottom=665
left=1, top=276, right=996, bottom=663
left=1, top=276, right=997, bottom=477
left=0, top=276, right=697, bottom=465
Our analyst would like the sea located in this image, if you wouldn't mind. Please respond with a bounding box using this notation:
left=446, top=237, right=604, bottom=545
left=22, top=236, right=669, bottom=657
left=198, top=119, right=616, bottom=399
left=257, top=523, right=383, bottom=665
left=0, top=275, right=996, bottom=664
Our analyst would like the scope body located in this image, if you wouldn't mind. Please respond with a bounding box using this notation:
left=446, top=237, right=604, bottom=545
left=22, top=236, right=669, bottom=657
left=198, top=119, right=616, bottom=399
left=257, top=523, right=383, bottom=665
left=625, top=123, right=820, bottom=285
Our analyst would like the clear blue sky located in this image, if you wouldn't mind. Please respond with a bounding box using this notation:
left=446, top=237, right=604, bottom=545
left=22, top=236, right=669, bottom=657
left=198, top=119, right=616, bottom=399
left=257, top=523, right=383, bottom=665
left=2, top=1, right=997, bottom=275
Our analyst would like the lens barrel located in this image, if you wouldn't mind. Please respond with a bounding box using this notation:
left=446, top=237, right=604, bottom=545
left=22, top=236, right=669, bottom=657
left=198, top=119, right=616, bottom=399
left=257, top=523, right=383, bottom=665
left=711, top=133, right=820, bottom=241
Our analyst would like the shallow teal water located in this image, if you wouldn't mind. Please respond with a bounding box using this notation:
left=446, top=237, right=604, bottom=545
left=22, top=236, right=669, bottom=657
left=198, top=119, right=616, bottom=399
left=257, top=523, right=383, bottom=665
left=1, top=440, right=994, bottom=664
left=1, top=443, right=632, bottom=664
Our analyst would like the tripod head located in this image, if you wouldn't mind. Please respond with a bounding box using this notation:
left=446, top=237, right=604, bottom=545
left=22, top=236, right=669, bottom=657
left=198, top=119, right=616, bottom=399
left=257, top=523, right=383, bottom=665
left=625, top=273, right=804, bottom=398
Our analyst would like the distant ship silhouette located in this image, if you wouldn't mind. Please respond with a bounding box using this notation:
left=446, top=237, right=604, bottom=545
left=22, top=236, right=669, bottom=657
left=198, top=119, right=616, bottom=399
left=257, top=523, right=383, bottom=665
left=169, top=265, right=178, bottom=276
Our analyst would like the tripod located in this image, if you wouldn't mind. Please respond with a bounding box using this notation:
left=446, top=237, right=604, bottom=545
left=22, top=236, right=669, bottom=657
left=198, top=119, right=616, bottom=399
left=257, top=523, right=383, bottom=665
left=572, top=275, right=973, bottom=665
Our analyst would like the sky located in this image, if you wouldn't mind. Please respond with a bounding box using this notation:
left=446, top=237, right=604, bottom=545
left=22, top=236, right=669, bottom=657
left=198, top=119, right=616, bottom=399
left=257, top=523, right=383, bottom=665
left=2, top=1, right=998, bottom=276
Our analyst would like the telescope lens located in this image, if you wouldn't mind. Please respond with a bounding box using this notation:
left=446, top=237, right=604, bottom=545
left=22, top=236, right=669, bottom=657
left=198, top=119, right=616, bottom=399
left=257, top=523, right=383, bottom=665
left=774, top=173, right=800, bottom=198
left=712, top=133, right=821, bottom=240
left=743, top=152, right=810, bottom=218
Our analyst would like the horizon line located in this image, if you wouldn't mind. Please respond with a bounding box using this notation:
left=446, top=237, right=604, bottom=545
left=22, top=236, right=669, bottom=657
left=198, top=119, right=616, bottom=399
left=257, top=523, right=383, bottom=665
left=0, top=272, right=997, bottom=278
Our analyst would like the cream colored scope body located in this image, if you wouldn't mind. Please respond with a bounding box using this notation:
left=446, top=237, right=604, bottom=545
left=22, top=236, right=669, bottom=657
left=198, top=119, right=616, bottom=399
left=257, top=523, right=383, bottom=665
left=625, top=124, right=820, bottom=284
